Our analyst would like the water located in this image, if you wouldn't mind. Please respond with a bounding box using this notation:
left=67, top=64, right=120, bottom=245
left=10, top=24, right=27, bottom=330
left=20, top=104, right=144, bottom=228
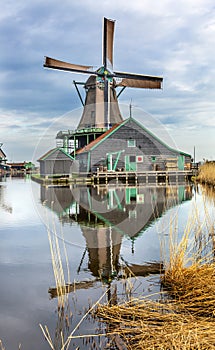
left=0, top=176, right=214, bottom=349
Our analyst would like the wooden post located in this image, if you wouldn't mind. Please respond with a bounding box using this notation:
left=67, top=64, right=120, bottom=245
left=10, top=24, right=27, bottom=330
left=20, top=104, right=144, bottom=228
left=74, top=135, right=76, bottom=159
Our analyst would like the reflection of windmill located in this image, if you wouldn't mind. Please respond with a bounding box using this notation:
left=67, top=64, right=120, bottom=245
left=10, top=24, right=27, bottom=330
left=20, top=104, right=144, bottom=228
left=44, top=17, right=163, bottom=150
left=48, top=185, right=178, bottom=299
left=45, top=184, right=193, bottom=298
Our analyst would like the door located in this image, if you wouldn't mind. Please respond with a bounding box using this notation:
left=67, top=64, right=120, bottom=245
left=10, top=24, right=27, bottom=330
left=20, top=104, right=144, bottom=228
left=178, top=155, right=185, bottom=170
left=125, top=155, right=137, bottom=171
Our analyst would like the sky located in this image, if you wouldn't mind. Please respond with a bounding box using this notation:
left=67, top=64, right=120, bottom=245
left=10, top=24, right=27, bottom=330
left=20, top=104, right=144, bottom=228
left=0, top=0, right=215, bottom=163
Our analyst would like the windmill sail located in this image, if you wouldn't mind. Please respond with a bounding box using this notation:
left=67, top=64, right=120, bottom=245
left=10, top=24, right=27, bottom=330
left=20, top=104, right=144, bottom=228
left=115, top=78, right=162, bottom=89
left=114, top=71, right=163, bottom=89
left=103, top=18, right=115, bottom=70
left=44, top=57, right=95, bottom=75
left=43, top=17, right=163, bottom=132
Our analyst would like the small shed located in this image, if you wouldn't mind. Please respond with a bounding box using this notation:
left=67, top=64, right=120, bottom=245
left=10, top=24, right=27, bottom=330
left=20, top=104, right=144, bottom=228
left=38, top=148, right=74, bottom=176
left=75, top=117, right=192, bottom=174
left=0, top=144, right=10, bottom=173
left=0, top=146, right=7, bottom=162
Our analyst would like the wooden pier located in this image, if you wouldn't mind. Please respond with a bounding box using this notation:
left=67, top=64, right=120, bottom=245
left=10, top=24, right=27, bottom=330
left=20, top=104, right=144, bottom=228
left=92, top=170, right=195, bottom=185
left=33, top=169, right=196, bottom=186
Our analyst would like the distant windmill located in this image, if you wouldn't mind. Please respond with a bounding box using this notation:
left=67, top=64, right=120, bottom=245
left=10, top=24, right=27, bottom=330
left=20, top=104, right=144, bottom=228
left=44, top=17, right=163, bottom=131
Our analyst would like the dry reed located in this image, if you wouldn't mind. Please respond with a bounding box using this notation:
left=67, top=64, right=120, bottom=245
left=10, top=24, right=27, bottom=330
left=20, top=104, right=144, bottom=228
left=0, top=340, right=5, bottom=350
left=95, top=200, right=215, bottom=349
left=201, top=184, right=215, bottom=205
left=40, top=203, right=73, bottom=350
left=96, top=297, right=215, bottom=349
left=0, top=339, right=22, bottom=349
left=197, top=161, right=215, bottom=186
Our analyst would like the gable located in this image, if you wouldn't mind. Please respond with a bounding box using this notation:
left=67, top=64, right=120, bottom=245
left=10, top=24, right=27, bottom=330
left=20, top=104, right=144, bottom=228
left=82, top=117, right=190, bottom=158
left=76, top=122, right=123, bottom=155
left=0, top=148, right=6, bottom=159
left=125, top=118, right=191, bottom=157
left=38, top=148, right=74, bottom=162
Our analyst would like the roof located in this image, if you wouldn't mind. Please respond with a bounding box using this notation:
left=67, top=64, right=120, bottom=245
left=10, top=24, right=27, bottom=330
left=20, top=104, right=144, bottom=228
left=8, top=162, right=26, bottom=166
left=75, top=117, right=191, bottom=157
left=0, top=148, right=6, bottom=158
left=38, top=148, right=74, bottom=161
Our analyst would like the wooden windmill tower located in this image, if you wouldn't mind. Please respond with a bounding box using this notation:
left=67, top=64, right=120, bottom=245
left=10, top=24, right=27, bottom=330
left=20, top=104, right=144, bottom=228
left=44, top=17, right=163, bottom=153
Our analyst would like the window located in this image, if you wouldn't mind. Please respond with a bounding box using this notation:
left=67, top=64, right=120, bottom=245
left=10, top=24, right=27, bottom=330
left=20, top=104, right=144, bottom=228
left=129, top=210, right=137, bottom=219
left=91, top=111, right=95, bottom=120
left=129, top=155, right=136, bottom=163
left=127, top=139, right=136, bottom=147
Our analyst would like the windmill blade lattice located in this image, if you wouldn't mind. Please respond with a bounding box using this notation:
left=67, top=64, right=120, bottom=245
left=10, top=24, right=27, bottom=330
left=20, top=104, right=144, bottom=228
left=113, top=71, right=163, bottom=89
left=44, top=56, right=96, bottom=75
left=43, top=17, right=163, bottom=130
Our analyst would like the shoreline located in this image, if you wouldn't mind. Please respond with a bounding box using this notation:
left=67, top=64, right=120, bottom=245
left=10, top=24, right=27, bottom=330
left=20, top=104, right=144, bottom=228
left=196, top=161, right=215, bottom=187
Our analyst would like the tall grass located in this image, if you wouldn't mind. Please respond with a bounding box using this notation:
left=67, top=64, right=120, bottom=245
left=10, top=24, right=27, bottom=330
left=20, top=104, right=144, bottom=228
left=197, top=161, right=215, bottom=186
left=40, top=204, right=109, bottom=350
left=95, top=200, right=215, bottom=349
left=0, top=340, right=21, bottom=350
left=40, top=203, right=72, bottom=350
left=201, top=183, right=215, bottom=206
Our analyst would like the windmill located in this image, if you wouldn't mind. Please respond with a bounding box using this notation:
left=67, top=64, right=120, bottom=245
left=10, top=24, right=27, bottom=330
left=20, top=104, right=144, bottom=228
left=44, top=17, right=163, bottom=138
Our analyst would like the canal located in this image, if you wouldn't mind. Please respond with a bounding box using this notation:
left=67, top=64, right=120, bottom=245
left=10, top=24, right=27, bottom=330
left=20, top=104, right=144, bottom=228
left=0, top=176, right=214, bottom=349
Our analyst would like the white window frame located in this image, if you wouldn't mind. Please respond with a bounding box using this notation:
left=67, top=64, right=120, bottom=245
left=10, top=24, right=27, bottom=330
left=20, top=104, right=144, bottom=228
left=127, top=139, right=136, bottom=147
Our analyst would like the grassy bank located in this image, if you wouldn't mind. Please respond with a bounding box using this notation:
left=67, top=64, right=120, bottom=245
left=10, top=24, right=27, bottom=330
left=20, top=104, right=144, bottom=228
left=197, top=161, right=215, bottom=186
left=95, top=209, right=215, bottom=349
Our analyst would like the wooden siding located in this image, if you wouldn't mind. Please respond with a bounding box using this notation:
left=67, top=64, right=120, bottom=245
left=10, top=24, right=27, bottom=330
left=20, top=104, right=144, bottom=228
left=39, top=149, right=73, bottom=175
left=76, top=118, right=191, bottom=173
left=76, top=152, right=89, bottom=173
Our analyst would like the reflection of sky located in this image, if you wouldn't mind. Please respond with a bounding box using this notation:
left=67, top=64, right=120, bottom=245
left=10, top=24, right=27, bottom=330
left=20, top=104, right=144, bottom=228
left=0, top=178, right=96, bottom=350
left=0, top=181, right=53, bottom=350
left=0, top=178, right=214, bottom=349
left=0, top=177, right=42, bottom=227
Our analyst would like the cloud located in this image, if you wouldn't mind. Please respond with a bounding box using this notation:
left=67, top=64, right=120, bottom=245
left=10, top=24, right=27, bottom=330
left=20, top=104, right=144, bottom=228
left=0, top=0, right=214, bottom=162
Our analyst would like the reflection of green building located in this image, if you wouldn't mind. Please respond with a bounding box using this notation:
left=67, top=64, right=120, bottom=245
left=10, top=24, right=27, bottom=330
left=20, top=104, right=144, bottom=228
left=41, top=184, right=193, bottom=280
left=71, top=185, right=192, bottom=237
